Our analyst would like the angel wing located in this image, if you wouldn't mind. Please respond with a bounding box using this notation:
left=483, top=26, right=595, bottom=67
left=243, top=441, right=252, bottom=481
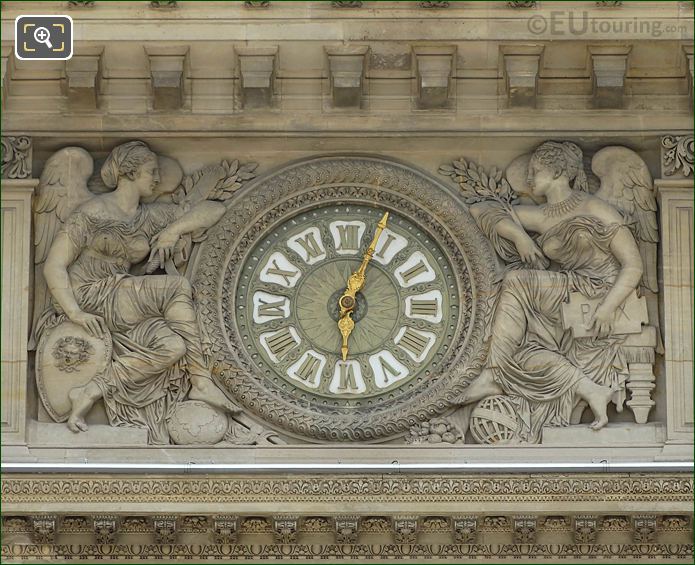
left=29, top=147, right=95, bottom=349
left=592, top=146, right=658, bottom=294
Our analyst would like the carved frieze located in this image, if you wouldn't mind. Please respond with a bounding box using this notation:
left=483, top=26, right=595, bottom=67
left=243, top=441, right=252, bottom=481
left=5, top=508, right=691, bottom=560
left=392, top=516, right=419, bottom=544
left=662, top=134, right=694, bottom=177
left=272, top=516, right=299, bottom=544
left=633, top=515, right=658, bottom=544
left=513, top=516, right=537, bottom=544
left=23, top=138, right=670, bottom=447
left=574, top=515, right=598, bottom=544
left=92, top=515, right=118, bottom=544
left=212, top=515, right=238, bottom=544
left=152, top=515, right=177, bottom=544
left=420, top=2, right=450, bottom=7
left=335, top=516, right=359, bottom=543
left=453, top=516, right=477, bottom=544
left=30, top=516, right=56, bottom=545
left=1, top=136, right=32, bottom=179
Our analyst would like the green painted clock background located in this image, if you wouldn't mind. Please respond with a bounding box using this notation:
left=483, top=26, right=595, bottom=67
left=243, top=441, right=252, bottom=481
left=235, top=204, right=459, bottom=402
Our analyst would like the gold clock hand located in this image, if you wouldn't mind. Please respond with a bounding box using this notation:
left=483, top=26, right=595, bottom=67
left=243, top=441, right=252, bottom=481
left=338, top=311, right=355, bottom=361
left=336, top=212, right=389, bottom=358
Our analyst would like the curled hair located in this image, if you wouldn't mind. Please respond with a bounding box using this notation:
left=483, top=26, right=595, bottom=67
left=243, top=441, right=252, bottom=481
left=100, top=140, right=156, bottom=189
left=531, top=141, right=588, bottom=192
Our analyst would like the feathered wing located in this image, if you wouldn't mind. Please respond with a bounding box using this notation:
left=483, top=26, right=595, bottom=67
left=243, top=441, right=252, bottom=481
left=592, top=146, right=659, bottom=294
left=29, top=147, right=95, bottom=349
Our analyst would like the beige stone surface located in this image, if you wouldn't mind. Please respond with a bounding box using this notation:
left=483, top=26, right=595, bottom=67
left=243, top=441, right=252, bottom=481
left=0, top=1, right=693, bottom=561
left=1, top=180, right=36, bottom=446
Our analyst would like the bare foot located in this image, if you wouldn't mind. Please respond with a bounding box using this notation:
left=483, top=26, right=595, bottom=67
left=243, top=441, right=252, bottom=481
left=67, top=414, right=88, bottom=433
left=189, top=382, right=242, bottom=415
left=66, top=387, right=90, bottom=433
left=586, top=385, right=612, bottom=431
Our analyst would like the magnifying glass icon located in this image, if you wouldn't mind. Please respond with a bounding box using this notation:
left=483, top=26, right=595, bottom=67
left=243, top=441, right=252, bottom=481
left=33, top=26, right=53, bottom=49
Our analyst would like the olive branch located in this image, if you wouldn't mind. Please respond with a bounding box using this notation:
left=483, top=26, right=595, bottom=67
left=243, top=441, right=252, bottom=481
left=438, top=158, right=522, bottom=226
left=174, top=159, right=259, bottom=205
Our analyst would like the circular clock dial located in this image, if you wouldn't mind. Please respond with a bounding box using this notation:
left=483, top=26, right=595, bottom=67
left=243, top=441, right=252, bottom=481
left=235, top=205, right=459, bottom=401
left=195, top=156, right=498, bottom=441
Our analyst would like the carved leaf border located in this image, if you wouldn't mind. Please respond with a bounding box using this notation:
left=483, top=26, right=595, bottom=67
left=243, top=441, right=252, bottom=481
left=192, top=156, right=499, bottom=442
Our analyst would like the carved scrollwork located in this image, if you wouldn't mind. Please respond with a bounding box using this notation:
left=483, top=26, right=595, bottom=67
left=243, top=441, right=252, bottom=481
left=1, top=136, right=32, bottom=179
left=662, top=134, right=694, bottom=177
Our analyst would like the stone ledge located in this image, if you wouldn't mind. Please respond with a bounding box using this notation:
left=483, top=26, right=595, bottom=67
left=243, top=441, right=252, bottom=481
left=26, top=422, right=148, bottom=447
left=542, top=423, right=666, bottom=445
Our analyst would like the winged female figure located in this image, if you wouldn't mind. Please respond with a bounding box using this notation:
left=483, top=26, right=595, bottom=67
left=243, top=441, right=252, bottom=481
left=40, top=141, right=243, bottom=443
left=453, top=141, right=648, bottom=443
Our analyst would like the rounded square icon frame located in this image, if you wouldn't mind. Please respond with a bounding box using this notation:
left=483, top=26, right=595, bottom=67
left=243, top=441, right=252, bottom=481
left=14, top=15, right=73, bottom=61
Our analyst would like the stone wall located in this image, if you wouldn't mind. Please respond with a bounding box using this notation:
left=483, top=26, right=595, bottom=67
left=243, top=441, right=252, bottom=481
left=1, top=1, right=693, bottom=562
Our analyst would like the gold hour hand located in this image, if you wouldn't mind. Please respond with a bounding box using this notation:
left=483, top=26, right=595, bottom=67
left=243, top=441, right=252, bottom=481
left=336, top=211, right=389, bottom=359
left=338, top=312, right=355, bottom=361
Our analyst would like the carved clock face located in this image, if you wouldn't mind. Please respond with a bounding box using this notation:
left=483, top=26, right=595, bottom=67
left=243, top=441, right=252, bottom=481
left=194, top=156, right=497, bottom=442
left=235, top=205, right=459, bottom=399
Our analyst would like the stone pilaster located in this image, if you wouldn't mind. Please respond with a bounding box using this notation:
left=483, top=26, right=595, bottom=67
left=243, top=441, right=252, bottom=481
left=656, top=134, right=694, bottom=459
left=1, top=137, right=36, bottom=447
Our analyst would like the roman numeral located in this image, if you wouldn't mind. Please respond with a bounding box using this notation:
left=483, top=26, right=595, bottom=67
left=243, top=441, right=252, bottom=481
left=288, top=228, right=326, bottom=265
left=377, top=355, right=401, bottom=381
left=294, top=353, right=323, bottom=385
left=338, top=362, right=357, bottom=390
left=400, top=260, right=429, bottom=284
left=369, top=350, right=409, bottom=389
left=257, top=299, right=286, bottom=318
left=295, top=232, right=323, bottom=260
left=263, top=327, right=300, bottom=361
left=406, top=291, right=443, bottom=323
left=396, top=327, right=434, bottom=362
left=336, top=224, right=359, bottom=251
left=329, top=360, right=365, bottom=394
left=409, top=299, right=438, bottom=317
left=374, top=233, right=397, bottom=259
left=266, top=260, right=299, bottom=286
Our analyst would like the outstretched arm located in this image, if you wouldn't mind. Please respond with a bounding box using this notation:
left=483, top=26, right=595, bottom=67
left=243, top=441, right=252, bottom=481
left=165, top=201, right=226, bottom=237
left=470, top=202, right=547, bottom=268
left=149, top=201, right=226, bottom=267
left=43, top=232, right=107, bottom=336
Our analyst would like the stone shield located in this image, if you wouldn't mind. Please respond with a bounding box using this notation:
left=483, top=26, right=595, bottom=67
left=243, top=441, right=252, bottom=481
left=36, top=321, right=112, bottom=422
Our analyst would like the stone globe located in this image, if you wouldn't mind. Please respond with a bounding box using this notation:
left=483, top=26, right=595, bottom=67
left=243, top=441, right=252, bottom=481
left=167, top=400, right=228, bottom=445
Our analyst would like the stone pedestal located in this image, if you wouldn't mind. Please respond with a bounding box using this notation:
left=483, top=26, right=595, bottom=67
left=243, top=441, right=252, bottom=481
left=1, top=179, right=36, bottom=445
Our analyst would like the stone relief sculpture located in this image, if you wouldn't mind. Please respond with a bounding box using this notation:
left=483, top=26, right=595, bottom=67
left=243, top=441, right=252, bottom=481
left=439, top=141, right=658, bottom=444
left=33, top=140, right=279, bottom=445
left=29, top=142, right=660, bottom=446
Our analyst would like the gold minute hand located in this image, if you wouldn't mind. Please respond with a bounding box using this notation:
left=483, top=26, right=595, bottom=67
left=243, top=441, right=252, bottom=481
left=337, top=212, right=390, bottom=360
